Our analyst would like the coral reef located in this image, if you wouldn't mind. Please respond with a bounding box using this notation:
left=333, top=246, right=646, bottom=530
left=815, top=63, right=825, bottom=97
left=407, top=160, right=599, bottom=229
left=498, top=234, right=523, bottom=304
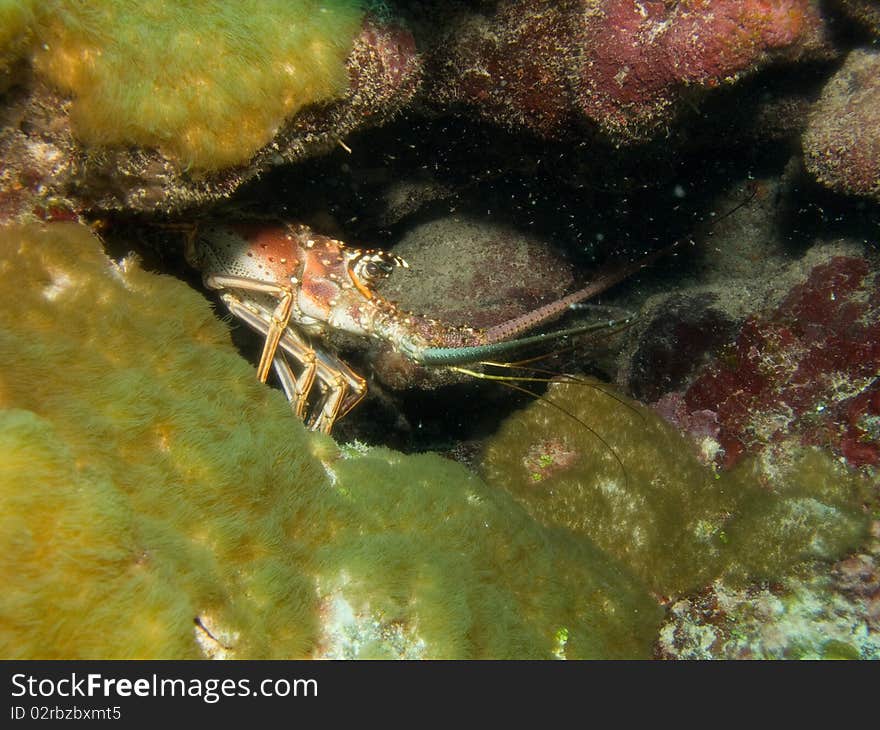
left=480, top=380, right=871, bottom=598
left=0, top=221, right=661, bottom=659
left=428, top=0, right=833, bottom=143
left=0, top=222, right=330, bottom=658
left=680, top=254, right=880, bottom=469
left=657, top=520, right=880, bottom=659
left=31, top=0, right=364, bottom=171
left=317, top=445, right=661, bottom=659
left=0, top=6, right=421, bottom=214
left=803, top=49, right=880, bottom=201
left=0, top=0, right=877, bottom=663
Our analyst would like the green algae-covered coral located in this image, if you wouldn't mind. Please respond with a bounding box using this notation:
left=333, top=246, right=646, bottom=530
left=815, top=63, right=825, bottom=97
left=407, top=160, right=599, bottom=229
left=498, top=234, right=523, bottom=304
left=22, top=0, right=365, bottom=170
left=481, top=380, right=871, bottom=597
left=0, top=0, right=36, bottom=87
left=0, top=222, right=660, bottom=659
left=319, top=446, right=660, bottom=658
left=0, top=222, right=331, bottom=658
left=721, top=451, right=872, bottom=584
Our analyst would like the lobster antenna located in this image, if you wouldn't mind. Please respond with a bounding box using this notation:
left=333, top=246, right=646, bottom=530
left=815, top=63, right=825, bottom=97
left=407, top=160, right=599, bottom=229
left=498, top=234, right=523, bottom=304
left=478, top=362, right=647, bottom=426
left=451, top=366, right=629, bottom=490
left=416, top=313, right=636, bottom=366
left=460, top=184, right=759, bottom=350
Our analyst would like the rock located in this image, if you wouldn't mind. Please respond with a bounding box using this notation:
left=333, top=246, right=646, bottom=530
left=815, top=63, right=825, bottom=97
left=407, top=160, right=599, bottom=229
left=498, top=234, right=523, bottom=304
left=366, top=214, right=578, bottom=390
left=803, top=49, right=880, bottom=201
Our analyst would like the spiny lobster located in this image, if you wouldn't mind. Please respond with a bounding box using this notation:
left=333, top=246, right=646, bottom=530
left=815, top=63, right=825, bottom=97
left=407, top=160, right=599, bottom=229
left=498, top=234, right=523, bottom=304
left=186, top=221, right=664, bottom=433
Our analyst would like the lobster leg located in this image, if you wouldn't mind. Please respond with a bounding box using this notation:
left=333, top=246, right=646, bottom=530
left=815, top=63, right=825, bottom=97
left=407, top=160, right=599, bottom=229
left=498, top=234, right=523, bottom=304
left=271, top=352, right=316, bottom=421
left=277, top=328, right=367, bottom=432
left=221, top=293, right=318, bottom=418
left=273, top=333, right=366, bottom=434
left=204, top=273, right=295, bottom=383
left=219, top=291, right=366, bottom=433
left=309, top=372, right=348, bottom=434
left=257, top=292, right=293, bottom=383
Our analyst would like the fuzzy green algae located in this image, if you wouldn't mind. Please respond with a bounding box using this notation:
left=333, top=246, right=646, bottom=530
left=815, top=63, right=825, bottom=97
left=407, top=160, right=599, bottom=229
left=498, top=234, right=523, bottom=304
left=320, top=446, right=659, bottom=658
left=0, top=223, right=659, bottom=659
left=0, top=1, right=35, bottom=84
left=3, top=0, right=365, bottom=169
left=481, top=380, right=871, bottom=598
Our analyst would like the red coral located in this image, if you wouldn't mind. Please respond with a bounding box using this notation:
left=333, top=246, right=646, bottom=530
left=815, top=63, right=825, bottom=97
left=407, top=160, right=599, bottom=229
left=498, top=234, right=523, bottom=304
left=522, top=438, right=581, bottom=483
left=679, top=256, right=880, bottom=468
left=579, top=0, right=827, bottom=136
left=430, top=0, right=830, bottom=141
left=349, top=19, right=421, bottom=105
left=431, top=1, right=579, bottom=136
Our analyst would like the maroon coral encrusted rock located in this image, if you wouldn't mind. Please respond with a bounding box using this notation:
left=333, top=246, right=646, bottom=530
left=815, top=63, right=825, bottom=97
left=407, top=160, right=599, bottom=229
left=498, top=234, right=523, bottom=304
left=429, top=0, right=833, bottom=142
left=679, top=255, right=880, bottom=468
left=578, top=0, right=831, bottom=139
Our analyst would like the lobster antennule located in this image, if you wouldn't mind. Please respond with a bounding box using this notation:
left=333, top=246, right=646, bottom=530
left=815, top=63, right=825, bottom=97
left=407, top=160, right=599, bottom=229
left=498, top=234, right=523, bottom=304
left=482, top=241, right=679, bottom=344
left=415, top=314, right=635, bottom=366
left=482, top=281, right=617, bottom=345
left=411, top=242, right=683, bottom=366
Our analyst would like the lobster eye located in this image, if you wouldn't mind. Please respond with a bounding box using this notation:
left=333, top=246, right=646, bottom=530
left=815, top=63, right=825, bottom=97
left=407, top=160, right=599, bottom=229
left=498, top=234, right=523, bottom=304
left=364, top=261, right=383, bottom=278
left=356, top=254, right=395, bottom=282
left=350, top=251, right=408, bottom=290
